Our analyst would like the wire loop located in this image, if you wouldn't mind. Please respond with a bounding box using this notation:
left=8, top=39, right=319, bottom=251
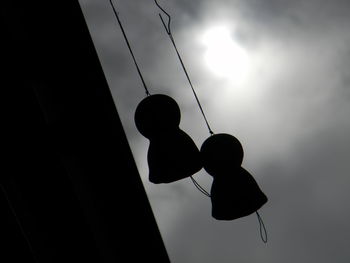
left=190, top=176, right=211, bottom=197
left=256, top=211, right=268, bottom=243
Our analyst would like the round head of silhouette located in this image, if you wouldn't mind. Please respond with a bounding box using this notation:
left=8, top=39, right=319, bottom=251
left=200, top=133, right=244, bottom=177
left=134, top=94, right=181, bottom=139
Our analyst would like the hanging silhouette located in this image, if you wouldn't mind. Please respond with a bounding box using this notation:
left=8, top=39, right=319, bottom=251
left=200, top=133, right=268, bottom=220
left=154, top=0, right=268, bottom=229
left=135, top=94, right=202, bottom=183
left=109, top=1, right=202, bottom=183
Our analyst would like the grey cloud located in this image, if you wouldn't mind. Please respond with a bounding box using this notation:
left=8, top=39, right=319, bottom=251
left=207, top=0, right=350, bottom=45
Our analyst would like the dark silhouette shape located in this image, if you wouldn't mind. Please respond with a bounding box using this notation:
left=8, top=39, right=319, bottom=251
left=135, top=94, right=202, bottom=183
left=2, top=0, right=170, bottom=261
left=201, top=134, right=267, bottom=220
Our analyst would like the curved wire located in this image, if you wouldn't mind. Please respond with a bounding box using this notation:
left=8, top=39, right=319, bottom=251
left=154, top=0, right=171, bottom=34
left=190, top=176, right=211, bottom=197
left=256, top=211, right=268, bottom=243
left=154, top=0, right=214, bottom=135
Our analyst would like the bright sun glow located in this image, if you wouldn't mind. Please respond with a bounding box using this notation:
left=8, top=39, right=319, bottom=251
left=201, top=26, right=250, bottom=83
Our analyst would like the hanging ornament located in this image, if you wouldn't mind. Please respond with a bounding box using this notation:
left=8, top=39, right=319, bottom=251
left=154, top=0, right=268, bottom=242
left=134, top=94, right=202, bottom=183
left=110, top=0, right=202, bottom=183
left=200, top=133, right=267, bottom=220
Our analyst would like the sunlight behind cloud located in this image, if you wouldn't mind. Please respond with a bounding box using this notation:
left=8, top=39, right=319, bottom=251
left=200, top=25, right=250, bottom=84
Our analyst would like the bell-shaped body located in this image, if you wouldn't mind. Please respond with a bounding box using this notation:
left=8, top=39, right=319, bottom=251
left=135, top=94, right=202, bottom=183
left=210, top=167, right=267, bottom=220
left=148, top=128, right=202, bottom=183
left=200, top=133, right=267, bottom=220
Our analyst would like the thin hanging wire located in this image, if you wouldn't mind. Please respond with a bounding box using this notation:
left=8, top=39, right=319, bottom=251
left=0, top=184, right=40, bottom=263
left=256, top=211, right=268, bottom=243
left=154, top=0, right=214, bottom=135
left=190, top=176, right=211, bottom=197
left=109, top=0, right=151, bottom=96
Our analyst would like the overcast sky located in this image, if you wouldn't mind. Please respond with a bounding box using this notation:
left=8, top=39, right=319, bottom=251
left=79, top=0, right=350, bottom=262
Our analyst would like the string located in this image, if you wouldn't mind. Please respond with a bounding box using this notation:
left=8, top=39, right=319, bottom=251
left=109, top=0, right=151, bottom=96
left=154, top=0, right=214, bottom=135
left=256, top=211, right=268, bottom=243
left=0, top=184, right=40, bottom=263
left=190, top=176, right=211, bottom=197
